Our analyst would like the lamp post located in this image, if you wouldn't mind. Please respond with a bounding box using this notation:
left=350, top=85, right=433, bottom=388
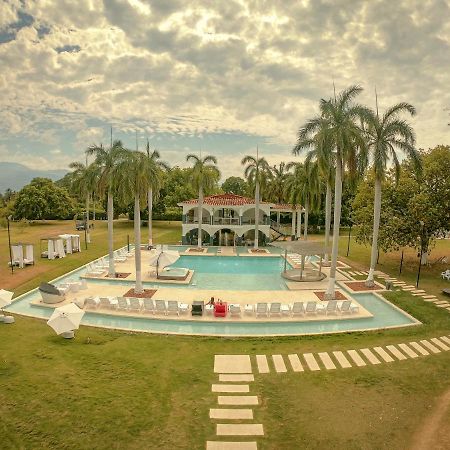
left=346, top=223, right=352, bottom=257
left=7, top=215, right=13, bottom=274
left=84, top=212, right=88, bottom=250
left=416, top=220, right=425, bottom=288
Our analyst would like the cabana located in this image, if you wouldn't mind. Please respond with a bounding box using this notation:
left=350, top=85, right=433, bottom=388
left=58, top=234, right=81, bottom=254
left=40, top=237, right=66, bottom=259
left=9, top=243, right=34, bottom=268
left=270, top=241, right=331, bottom=282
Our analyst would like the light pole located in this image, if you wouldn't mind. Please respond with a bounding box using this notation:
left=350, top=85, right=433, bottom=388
left=416, top=220, right=425, bottom=288
left=346, top=222, right=352, bottom=257
left=7, top=215, right=13, bottom=274
left=84, top=212, right=88, bottom=250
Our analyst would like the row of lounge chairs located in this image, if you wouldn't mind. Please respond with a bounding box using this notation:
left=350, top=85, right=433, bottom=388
left=252, top=300, right=359, bottom=317
left=85, top=248, right=134, bottom=276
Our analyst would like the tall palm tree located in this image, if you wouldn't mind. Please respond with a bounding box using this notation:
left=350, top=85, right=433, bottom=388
left=87, top=140, right=128, bottom=277
left=116, top=150, right=150, bottom=293
left=362, top=102, right=420, bottom=286
left=146, top=141, right=169, bottom=246
left=242, top=153, right=270, bottom=249
left=285, top=162, right=321, bottom=241
left=294, top=123, right=335, bottom=264
left=69, top=161, right=99, bottom=244
left=186, top=154, right=220, bottom=247
left=267, top=162, right=290, bottom=204
left=299, top=85, right=369, bottom=299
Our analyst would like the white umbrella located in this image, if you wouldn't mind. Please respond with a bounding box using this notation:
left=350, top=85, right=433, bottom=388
left=0, top=289, right=14, bottom=309
left=47, top=303, right=85, bottom=336
left=148, top=250, right=179, bottom=277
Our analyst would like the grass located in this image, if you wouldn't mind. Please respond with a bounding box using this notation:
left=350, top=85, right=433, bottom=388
left=1, top=221, right=450, bottom=448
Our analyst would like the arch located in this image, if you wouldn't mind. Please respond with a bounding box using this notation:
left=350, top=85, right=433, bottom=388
left=183, top=228, right=211, bottom=246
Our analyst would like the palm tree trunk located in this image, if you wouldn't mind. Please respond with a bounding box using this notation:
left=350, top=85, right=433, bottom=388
left=254, top=181, right=260, bottom=249
left=303, top=197, right=309, bottom=241
left=148, top=188, right=153, bottom=246
left=86, top=194, right=91, bottom=244
left=325, top=156, right=343, bottom=300
left=107, top=190, right=115, bottom=277
left=134, top=195, right=143, bottom=293
left=324, top=182, right=332, bottom=265
left=197, top=185, right=203, bottom=248
left=366, top=177, right=382, bottom=286
left=296, top=210, right=301, bottom=238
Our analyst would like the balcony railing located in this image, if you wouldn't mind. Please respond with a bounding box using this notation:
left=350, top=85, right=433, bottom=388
left=183, top=217, right=271, bottom=225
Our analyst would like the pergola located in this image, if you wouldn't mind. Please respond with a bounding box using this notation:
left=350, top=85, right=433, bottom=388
left=270, top=241, right=332, bottom=282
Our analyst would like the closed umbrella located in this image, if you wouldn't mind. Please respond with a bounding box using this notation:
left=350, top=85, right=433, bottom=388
left=148, top=250, right=179, bottom=277
left=47, top=303, right=85, bottom=338
left=0, top=289, right=14, bottom=324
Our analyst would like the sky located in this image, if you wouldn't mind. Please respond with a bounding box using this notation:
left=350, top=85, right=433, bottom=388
left=0, top=0, right=449, bottom=181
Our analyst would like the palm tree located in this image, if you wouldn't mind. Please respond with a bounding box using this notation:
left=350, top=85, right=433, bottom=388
left=87, top=140, right=128, bottom=277
left=69, top=161, right=99, bottom=244
left=267, top=162, right=290, bottom=204
left=145, top=141, right=169, bottom=246
left=362, top=102, right=420, bottom=286
left=285, top=162, right=321, bottom=241
left=186, top=154, right=220, bottom=247
left=294, top=122, right=335, bottom=264
left=116, top=150, right=151, bottom=293
left=299, top=86, right=369, bottom=299
left=242, top=153, right=270, bottom=249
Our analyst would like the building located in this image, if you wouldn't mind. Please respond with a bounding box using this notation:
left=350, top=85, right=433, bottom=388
left=178, top=193, right=304, bottom=246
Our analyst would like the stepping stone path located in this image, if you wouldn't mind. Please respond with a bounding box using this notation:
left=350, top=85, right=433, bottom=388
left=318, top=352, right=336, bottom=370
left=256, top=355, right=269, bottom=373
left=272, top=355, right=287, bottom=373
left=303, top=353, right=321, bottom=371
left=288, top=354, right=304, bottom=372
left=333, top=351, right=352, bottom=368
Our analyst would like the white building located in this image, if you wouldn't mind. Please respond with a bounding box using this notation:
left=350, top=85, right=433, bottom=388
left=178, top=193, right=304, bottom=246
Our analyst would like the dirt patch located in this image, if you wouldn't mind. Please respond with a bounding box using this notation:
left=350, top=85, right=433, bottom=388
left=106, top=272, right=131, bottom=279
left=410, top=387, right=450, bottom=450
left=343, top=281, right=384, bottom=291
left=249, top=249, right=269, bottom=254
left=314, top=291, right=347, bottom=301
left=123, top=288, right=157, bottom=298
left=186, top=248, right=206, bottom=253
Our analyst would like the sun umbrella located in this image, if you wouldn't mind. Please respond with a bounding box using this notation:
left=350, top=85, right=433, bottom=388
left=148, top=250, right=179, bottom=277
left=0, top=289, right=14, bottom=309
left=47, top=303, right=85, bottom=335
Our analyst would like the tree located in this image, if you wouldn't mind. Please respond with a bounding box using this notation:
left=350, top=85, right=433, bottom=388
left=241, top=152, right=271, bottom=249
left=186, top=154, right=220, bottom=247
left=298, top=85, right=369, bottom=299
left=87, top=140, right=128, bottom=277
left=222, top=176, right=248, bottom=196
left=14, top=178, right=74, bottom=220
left=266, top=162, right=291, bottom=204
left=145, top=141, right=169, bottom=246
left=361, top=101, right=420, bottom=286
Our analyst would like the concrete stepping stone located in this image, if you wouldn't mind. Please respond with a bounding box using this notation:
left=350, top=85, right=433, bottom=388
left=423, top=298, right=438, bottom=302
left=318, top=352, right=336, bottom=370
left=439, top=336, right=450, bottom=345
left=386, top=345, right=407, bottom=360
left=256, top=355, right=269, bottom=373
left=398, top=343, right=419, bottom=358
left=303, top=353, right=321, bottom=371
left=209, top=409, right=253, bottom=420
left=420, top=340, right=441, bottom=354
left=373, top=347, right=394, bottom=362
left=409, top=341, right=430, bottom=356
left=412, top=290, right=426, bottom=294
left=347, top=350, right=367, bottom=367
left=333, top=351, right=352, bottom=368
left=218, top=396, right=258, bottom=406
left=422, top=295, right=437, bottom=299
left=435, top=303, right=450, bottom=307
left=212, top=384, right=250, bottom=393
left=207, top=442, right=257, bottom=450
left=402, top=287, right=416, bottom=291
left=215, top=355, right=252, bottom=374
left=272, top=354, right=287, bottom=373
left=431, top=338, right=449, bottom=351
left=360, top=348, right=381, bottom=364
left=219, top=374, right=254, bottom=382
left=217, top=424, right=264, bottom=436
left=288, top=354, right=304, bottom=372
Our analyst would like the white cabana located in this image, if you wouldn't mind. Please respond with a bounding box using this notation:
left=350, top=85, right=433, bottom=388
left=148, top=249, right=180, bottom=277
left=9, top=243, right=34, bottom=268
left=0, top=289, right=15, bottom=324
left=41, top=237, right=66, bottom=259
left=58, top=234, right=81, bottom=254
left=47, top=303, right=85, bottom=338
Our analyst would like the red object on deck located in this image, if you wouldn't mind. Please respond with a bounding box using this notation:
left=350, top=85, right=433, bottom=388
left=214, top=302, right=227, bottom=317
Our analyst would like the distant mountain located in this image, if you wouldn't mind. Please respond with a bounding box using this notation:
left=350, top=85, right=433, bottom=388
left=0, top=162, right=68, bottom=192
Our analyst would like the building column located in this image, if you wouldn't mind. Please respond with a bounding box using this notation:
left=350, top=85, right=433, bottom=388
left=291, top=211, right=296, bottom=239
left=296, top=210, right=302, bottom=238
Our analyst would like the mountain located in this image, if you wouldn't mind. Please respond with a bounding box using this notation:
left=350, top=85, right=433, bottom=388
left=0, top=162, right=68, bottom=192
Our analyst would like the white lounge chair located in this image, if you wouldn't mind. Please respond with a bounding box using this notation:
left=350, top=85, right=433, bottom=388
left=117, top=297, right=128, bottom=310
left=305, top=302, right=317, bottom=314
left=256, top=303, right=268, bottom=317
left=99, top=297, right=113, bottom=309
left=128, top=298, right=142, bottom=312
left=229, top=304, right=242, bottom=317
left=85, top=297, right=98, bottom=309
left=280, top=304, right=291, bottom=315
left=269, top=302, right=282, bottom=316
left=325, top=300, right=338, bottom=315
left=292, top=302, right=305, bottom=316
left=143, top=298, right=155, bottom=314
left=339, top=300, right=359, bottom=314
left=179, top=302, right=189, bottom=314
left=155, top=300, right=167, bottom=315
left=167, top=300, right=181, bottom=315
left=244, top=304, right=254, bottom=315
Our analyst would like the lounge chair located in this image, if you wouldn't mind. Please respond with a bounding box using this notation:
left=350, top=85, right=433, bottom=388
left=339, top=300, right=359, bottom=314
left=325, top=300, right=338, bottom=315
left=85, top=264, right=105, bottom=277
left=39, top=282, right=66, bottom=304
left=214, top=302, right=227, bottom=317
left=168, top=300, right=181, bottom=315
left=143, top=298, right=155, bottom=314
left=256, top=302, right=268, bottom=317
left=117, top=297, right=128, bottom=310
left=229, top=304, right=242, bottom=317
left=244, top=304, right=254, bottom=315
left=280, top=304, right=291, bottom=315
left=292, top=302, right=305, bottom=316
left=84, top=297, right=98, bottom=309
left=269, top=302, right=282, bottom=316
left=191, top=301, right=204, bottom=316
left=155, top=300, right=167, bottom=315
left=305, top=301, right=317, bottom=314
left=128, top=298, right=142, bottom=312
left=99, top=297, right=114, bottom=309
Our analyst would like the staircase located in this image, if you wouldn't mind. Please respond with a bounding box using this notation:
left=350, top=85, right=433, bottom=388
left=270, top=220, right=290, bottom=241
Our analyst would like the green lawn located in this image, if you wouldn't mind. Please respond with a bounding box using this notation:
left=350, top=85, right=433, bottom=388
left=1, top=222, right=450, bottom=449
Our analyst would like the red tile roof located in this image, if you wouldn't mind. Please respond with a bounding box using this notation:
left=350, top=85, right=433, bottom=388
left=180, top=193, right=263, bottom=206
